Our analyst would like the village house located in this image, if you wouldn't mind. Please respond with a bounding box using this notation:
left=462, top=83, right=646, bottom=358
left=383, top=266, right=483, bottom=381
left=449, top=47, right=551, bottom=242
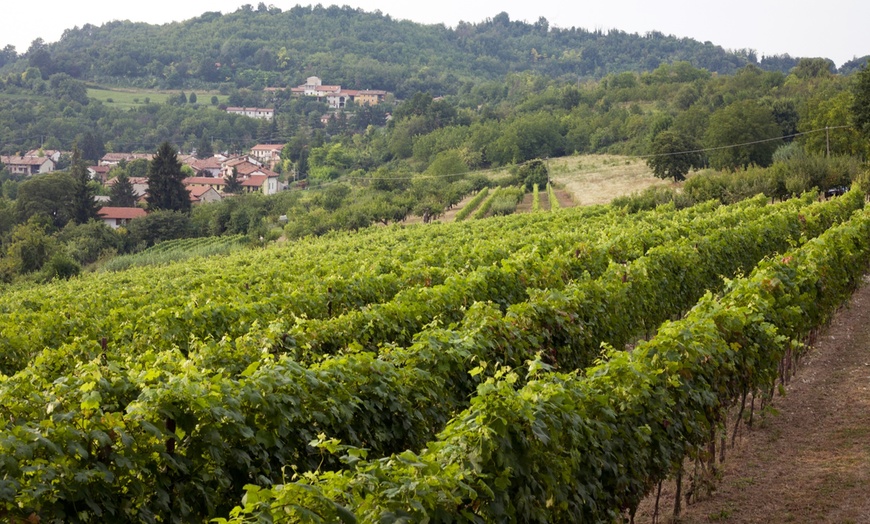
left=98, top=207, right=147, bottom=229
left=188, top=185, right=223, bottom=204
left=0, top=155, right=56, bottom=175
left=285, top=76, right=389, bottom=108
left=25, top=149, right=63, bottom=163
left=326, top=90, right=354, bottom=109
left=184, top=176, right=226, bottom=193
left=355, top=89, right=388, bottom=105
left=87, top=165, right=112, bottom=183
left=184, top=156, right=281, bottom=196
left=99, top=153, right=154, bottom=167
left=183, top=156, right=224, bottom=177
left=250, top=144, right=285, bottom=166
left=225, top=107, right=275, bottom=120
left=241, top=173, right=279, bottom=195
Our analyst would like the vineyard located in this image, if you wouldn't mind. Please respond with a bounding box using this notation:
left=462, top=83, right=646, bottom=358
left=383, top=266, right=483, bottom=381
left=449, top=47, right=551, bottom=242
left=1, top=190, right=869, bottom=523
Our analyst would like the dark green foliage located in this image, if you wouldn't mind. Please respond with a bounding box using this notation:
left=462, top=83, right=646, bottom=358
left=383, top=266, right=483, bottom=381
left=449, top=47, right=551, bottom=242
left=108, top=173, right=139, bottom=207
left=195, top=134, right=214, bottom=159
left=40, top=251, right=81, bottom=281
left=5, top=217, right=57, bottom=274
left=58, top=220, right=123, bottom=265
left=224, top=167, right=243, bottom=194
left=69, top=148, right=99, bottom=225
left=15, top=172, right=76, bottom=228
left=126, top=210, right=193, bottom=248
left=705, top=100, right=782, bottom=170
left=5, top=6, right=788, bottom=98
left=146, top=142, right=191, bottom=213
left=77, top=131, right=105, bottom=163
left=646, top=130, right=703, bottom=182
left=851, top=60, right=870, bottom=139
left=517, top=159, right=549, bottom=191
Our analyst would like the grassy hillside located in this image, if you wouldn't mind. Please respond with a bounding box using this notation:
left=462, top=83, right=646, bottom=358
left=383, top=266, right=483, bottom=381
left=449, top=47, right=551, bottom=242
left=87, top=86, right=229, bottom=109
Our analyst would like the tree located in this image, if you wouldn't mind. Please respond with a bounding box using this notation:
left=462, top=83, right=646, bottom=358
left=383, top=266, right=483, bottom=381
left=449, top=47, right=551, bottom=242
left=146, top=142, right=191, bottom=213
left=109, top=172, right=139, bottom=207
left=517, top=159, right=549, bottom=190
left=70, top=148, right=99, bottom=224
left=16, top=172, right=76, bottom=228
left=196, top=134, right=214, bottom=159
left=126, top=210, right=193, bottom=249
left=6, top=217, right=57, bottom=274
left=189, top=92, right=198, bottom=104
left=646, top=130, right=704, bottom=182
left=224, top=167, right=243, bottom=194
left=78, top=131, right=105, bottom=163
left=705, top=101, right=782, bottom=170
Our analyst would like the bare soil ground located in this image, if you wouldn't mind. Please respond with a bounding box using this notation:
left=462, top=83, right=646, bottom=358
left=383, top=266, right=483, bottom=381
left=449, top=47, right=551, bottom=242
left=440, top=193, right=476, bottom=222
left=554, top=189, right=575, bottom=208
left=549, top=154, right=672, bottom=206
left=635, top=276, right=870, bottom=524
left=516, top=192, right=535, bottom=213
left=539, top=190, right=551, bottom=211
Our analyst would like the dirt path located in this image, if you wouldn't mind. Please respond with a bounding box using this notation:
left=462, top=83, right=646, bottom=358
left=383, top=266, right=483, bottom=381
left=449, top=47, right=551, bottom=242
left=636, top=277, right=870, bottom=523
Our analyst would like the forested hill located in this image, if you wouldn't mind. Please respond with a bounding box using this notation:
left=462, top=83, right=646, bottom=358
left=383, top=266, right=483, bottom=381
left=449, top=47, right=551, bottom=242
left=0, top=4, right=843, bottom=97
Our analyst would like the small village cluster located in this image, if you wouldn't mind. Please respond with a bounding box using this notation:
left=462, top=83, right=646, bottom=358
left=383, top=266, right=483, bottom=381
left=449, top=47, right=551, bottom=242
left=0, top=76, right=389, bottom=229
left=227, top=76, right=389, bottom=120
left=2, top=143, right=287, bottom=229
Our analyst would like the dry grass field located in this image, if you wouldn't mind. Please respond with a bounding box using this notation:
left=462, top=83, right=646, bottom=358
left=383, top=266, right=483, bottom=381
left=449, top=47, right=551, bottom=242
left=548, top=154, right=675, bottom=206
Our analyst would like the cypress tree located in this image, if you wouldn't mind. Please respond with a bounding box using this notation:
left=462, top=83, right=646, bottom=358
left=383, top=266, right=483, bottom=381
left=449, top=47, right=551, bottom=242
left=70, top=147, right=99, bottom=224
left=109, top=172, right=139, bottom=207
left=146, top=142, right=191, bottom=213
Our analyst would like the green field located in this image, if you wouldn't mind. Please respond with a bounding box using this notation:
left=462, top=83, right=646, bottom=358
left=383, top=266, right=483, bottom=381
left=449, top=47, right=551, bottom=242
left=86, top=86, right=229, bottom=109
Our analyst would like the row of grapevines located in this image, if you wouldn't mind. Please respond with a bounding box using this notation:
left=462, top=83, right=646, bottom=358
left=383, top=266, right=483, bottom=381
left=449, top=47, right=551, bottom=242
left=0, top=193, right=855, bottom=522
left=453, top=188, right=489, bottom=221
left=532, top=183, right=541, bottom=212
left=470, top=187, right=500, bottom=219
left=227, top=201, right=870, bottom=524
left=269, top=193, right=818, bottom=361
left=100, top=235, right=249, bottom=272
left=0, top=202, right=621, bottom=374
left=0, top=197, right=733, bottom=377
left=547, top=182, right=561, bottom=210
left=22, top=194, right=775, bottom=380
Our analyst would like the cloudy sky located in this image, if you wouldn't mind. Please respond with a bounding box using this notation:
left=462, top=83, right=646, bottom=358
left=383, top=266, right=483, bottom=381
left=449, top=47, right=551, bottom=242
left=5, top=0, right=868, bottom=67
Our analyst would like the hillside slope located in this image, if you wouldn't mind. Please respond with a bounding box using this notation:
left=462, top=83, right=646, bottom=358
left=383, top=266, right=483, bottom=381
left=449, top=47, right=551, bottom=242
left=4, top=5, right=781, bottom=95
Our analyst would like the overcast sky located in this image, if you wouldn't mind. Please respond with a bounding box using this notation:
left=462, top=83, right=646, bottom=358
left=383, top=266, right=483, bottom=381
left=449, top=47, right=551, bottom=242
left=5, top=1, right=868, bottom=67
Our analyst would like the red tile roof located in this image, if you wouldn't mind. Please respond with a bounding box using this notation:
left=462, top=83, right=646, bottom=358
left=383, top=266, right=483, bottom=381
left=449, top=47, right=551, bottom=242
left=1, top=155, right=53, bottom=166
left=189, top=157, right=223, bottom=170
left=98, top=207, right=147, bottom=220
left=242, top=174, right=268, bottom=187
left=251, top=144, right=285, bottom=151
left=184, top=177, right=226, bottom=186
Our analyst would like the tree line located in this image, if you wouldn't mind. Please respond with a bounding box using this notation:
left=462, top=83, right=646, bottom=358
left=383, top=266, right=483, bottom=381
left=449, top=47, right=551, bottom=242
left=5, top=6, right=861, bottom=97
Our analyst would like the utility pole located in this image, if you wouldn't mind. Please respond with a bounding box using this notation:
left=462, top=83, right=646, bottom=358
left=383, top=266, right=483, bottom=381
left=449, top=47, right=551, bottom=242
left=545, top=157, right=550, bottom=186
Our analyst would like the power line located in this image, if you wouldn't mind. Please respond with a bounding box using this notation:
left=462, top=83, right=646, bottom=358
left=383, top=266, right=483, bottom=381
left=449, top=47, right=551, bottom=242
left=637, top=126, right=853, bottom=159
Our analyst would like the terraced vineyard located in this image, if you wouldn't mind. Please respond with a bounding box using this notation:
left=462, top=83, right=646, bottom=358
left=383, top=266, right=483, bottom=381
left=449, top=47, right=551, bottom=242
left=1, top=191, right=868, bottom=523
